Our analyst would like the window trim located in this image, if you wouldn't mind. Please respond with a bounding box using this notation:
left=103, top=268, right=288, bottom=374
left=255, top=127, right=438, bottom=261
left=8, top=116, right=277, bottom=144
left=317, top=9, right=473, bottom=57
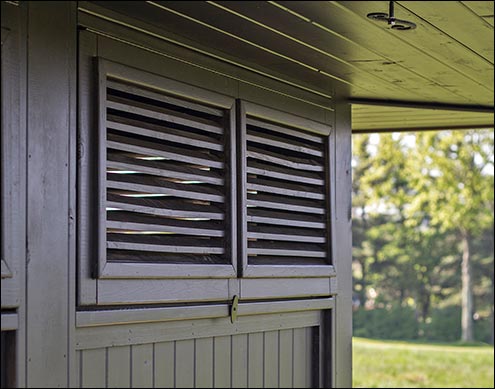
left=1, top=4, right=25, bottom=308
left=238, top=101, right=336, bottom=278
left=77, top=28, right=337, bottom=306
left=95, top=58, right=237, bottom=280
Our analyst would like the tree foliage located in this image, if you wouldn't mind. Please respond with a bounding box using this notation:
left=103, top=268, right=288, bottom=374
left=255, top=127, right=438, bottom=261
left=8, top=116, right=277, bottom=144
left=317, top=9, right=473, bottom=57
left=352, top=130, right=494, bottom=343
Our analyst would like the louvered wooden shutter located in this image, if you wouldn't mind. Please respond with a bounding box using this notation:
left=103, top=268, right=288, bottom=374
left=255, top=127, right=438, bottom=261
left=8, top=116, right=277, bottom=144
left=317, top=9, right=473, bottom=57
left=96, top=60, right=236, bottom=278
left=239, top=102, right=334, bottom=277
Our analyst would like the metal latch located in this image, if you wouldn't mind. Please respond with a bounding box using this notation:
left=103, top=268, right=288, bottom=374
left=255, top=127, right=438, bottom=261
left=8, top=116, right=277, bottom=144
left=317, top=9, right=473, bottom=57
left=230, top=295, right=239, bottom=323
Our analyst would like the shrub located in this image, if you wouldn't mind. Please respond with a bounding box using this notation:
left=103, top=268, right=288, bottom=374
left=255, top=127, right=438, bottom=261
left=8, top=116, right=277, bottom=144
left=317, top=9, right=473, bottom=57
left=353, top=305, right=419, bottom=340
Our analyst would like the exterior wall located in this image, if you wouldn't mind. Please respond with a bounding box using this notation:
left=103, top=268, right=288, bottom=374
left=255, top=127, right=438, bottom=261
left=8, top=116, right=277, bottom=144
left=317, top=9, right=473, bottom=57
left=0, top=1, right=352, bottom=387
left=76, top=325, right=315, bottom=388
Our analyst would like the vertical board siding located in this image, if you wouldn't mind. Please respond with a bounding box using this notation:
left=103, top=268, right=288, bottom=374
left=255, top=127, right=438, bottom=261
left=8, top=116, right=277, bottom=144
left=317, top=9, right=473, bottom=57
left=175, top=339, right=194, bottom=388
left=195, top=338, right=214, bottom=388
left=107, top=346, right=131, bottom=388
left=78, top=326, right=316, bottom=388
left=75, top=351, right=81, bottom=388
left=154, top=341, right=175, bottom=388
left=293, top=327, right=310, bottom=388
left=231, top=334, right=248, bottom=388
left=81, top=348, right=106, bottom=388
left=263, top=331, right=279, bottom=388
left=278, top=329, right=293, bottom=388
left=131, top=344, right=153, bottom=388
left=213, top=336, right=231, bottom=388
left=247, top=332, right=264, bottom=388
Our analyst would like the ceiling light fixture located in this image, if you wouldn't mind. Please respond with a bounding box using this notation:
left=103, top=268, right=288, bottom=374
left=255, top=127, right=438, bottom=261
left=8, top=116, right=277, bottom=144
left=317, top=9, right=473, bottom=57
left=367, top=1, right=416, bottom=30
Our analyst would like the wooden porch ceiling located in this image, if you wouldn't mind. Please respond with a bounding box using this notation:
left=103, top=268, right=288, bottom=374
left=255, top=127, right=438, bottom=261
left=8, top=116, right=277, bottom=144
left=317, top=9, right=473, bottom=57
left=89, top=1, right=494, bottom=131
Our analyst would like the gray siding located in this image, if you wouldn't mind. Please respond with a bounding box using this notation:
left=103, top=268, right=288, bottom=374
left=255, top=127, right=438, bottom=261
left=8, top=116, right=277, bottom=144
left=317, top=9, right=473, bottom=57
left=77, top=327, right=315, bottom=388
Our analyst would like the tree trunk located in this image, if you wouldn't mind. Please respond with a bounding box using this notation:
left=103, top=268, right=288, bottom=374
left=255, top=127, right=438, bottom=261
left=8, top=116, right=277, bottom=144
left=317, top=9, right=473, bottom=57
left=461, top=231, right=474, bottom=342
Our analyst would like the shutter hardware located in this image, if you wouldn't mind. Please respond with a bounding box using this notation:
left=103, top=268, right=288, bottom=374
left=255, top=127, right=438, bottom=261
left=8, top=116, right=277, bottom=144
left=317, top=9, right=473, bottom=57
left=230, top=295, right=239, bottom=323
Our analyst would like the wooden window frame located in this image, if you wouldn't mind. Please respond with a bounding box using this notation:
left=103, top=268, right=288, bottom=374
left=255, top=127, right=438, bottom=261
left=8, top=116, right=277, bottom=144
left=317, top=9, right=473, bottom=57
left=77, top=28, right=337, bottom=306
left=95, top=58, right=237, bottom=280
left=1, top=3, right=25, bottom=309
left=237, top=101, right=336, bottom=278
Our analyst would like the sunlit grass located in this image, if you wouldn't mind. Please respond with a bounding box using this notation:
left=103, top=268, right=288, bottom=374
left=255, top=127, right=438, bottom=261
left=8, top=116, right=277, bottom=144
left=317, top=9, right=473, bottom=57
left=353, top=337, right=494, bottom=388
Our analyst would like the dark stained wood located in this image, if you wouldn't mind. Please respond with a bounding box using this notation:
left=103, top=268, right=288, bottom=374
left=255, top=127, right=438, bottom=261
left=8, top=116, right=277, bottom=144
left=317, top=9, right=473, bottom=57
left=107, top=173, right=225, bottom=203
left=247, top=231, right=325, bottom=244
left=107, top=211, right=224, bottom=237
left=248, top=248, right=326, bottom=259
left=1, top=1, right=25, bottom=311
left=226, top=103, right=238, bottom=274
left=107, top=153, right=224, bottom=185
left=91, top=0, right=339, bottom=95
left=248, top=223, right=325, bottom=239
left=247, top=146, right=323, bottom=172
left=106, top=250, right=226, bottom=264
left=107, top=234, right=225, bottom=254
left=247, top=177, right=325, bottom=201
left=333, top=98, right=353, bottom=388
left=247, top=193, right=325, bottom=215
left=247, top=129, right=323, bottom=157
left=78, top=30, right=99, bottom=305
left=107, top=96, right=224, bottom=135
left=107, top=132, right=224, bottom=168
left=247, top=209, right=326, bottom=229
left=246, top=117, right=323, bottom=143
left=106, top=193, right=224, bottom=220
left=26, top=2, right=75, bottom=385
left=146, top=1, right=413, bottom=99
left=107, top=115, right=224, bottom=152
left=236, top=100, right=248, bottom=276
left=247, top=160, right=324, bottom=186
left=247, top=257, right=327, bottom=266
left=107, top=78, right=225, bottom=117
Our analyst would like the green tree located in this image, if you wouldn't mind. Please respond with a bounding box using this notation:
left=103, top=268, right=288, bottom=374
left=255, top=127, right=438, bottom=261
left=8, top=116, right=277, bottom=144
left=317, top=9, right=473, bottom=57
left=408, top=130, right=494, bottom=341
left=352, top=131, right=493, bottom=342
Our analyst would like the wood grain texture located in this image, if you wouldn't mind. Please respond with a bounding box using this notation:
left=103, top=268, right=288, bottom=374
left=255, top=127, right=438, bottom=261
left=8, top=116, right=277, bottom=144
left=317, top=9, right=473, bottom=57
left=25, top=2, right=75, bottom=386
left=1, top=0, right=25, bottom=310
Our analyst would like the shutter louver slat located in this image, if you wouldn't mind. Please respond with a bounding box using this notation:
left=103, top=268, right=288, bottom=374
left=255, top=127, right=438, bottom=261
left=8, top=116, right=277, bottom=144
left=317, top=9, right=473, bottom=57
left=107, top=133, right=224, bottom=168
left=107, top=97, right=224, bottom=135
left=107, top=154, right=224, bottom=186
left=107, top=115, right=224, bottom=152
left=103, top=78, right=229, bottom=266
left=245, top=117, right=329, bottom=266
left=247, top=160, right=324, bottom=186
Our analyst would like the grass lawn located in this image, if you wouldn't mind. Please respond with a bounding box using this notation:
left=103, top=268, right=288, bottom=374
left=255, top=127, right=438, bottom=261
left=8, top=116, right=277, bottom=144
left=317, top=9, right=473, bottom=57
left=353, top=337, right=494, bottom=388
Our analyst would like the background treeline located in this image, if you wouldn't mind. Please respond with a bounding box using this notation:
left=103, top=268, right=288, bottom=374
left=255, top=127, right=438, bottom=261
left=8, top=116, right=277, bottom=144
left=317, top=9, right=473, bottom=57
left=352, top=130, right=494, bottom=344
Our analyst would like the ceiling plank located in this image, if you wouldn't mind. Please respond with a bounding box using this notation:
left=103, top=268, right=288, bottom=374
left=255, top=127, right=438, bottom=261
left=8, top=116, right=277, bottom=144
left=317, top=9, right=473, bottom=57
left=352, top=104, right=494, bottom=132
left=150, top=0, right=416, bottom=99
left=211, top=0, right=433, bottom=102
left=92, top=0, right=338, bottom=96
left=333, top=1, right=493, bottom=104
left=400, top=1, right=494, bottom=63
left=279, top=1, right=492, bottom=105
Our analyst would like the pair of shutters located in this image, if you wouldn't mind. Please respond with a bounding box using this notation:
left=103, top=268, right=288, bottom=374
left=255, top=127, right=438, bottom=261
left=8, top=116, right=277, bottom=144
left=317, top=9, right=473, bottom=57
left=97, top=59, right=331, bottom=280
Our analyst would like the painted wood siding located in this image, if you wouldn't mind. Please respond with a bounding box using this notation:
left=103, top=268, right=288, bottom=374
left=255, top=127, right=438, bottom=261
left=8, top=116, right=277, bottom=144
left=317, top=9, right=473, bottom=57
left=77, top=327, right=315, bottom=388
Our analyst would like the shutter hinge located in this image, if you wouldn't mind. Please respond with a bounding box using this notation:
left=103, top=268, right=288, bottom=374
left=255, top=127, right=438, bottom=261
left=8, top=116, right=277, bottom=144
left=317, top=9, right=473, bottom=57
left=230, top=295, right=239, bottom=324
